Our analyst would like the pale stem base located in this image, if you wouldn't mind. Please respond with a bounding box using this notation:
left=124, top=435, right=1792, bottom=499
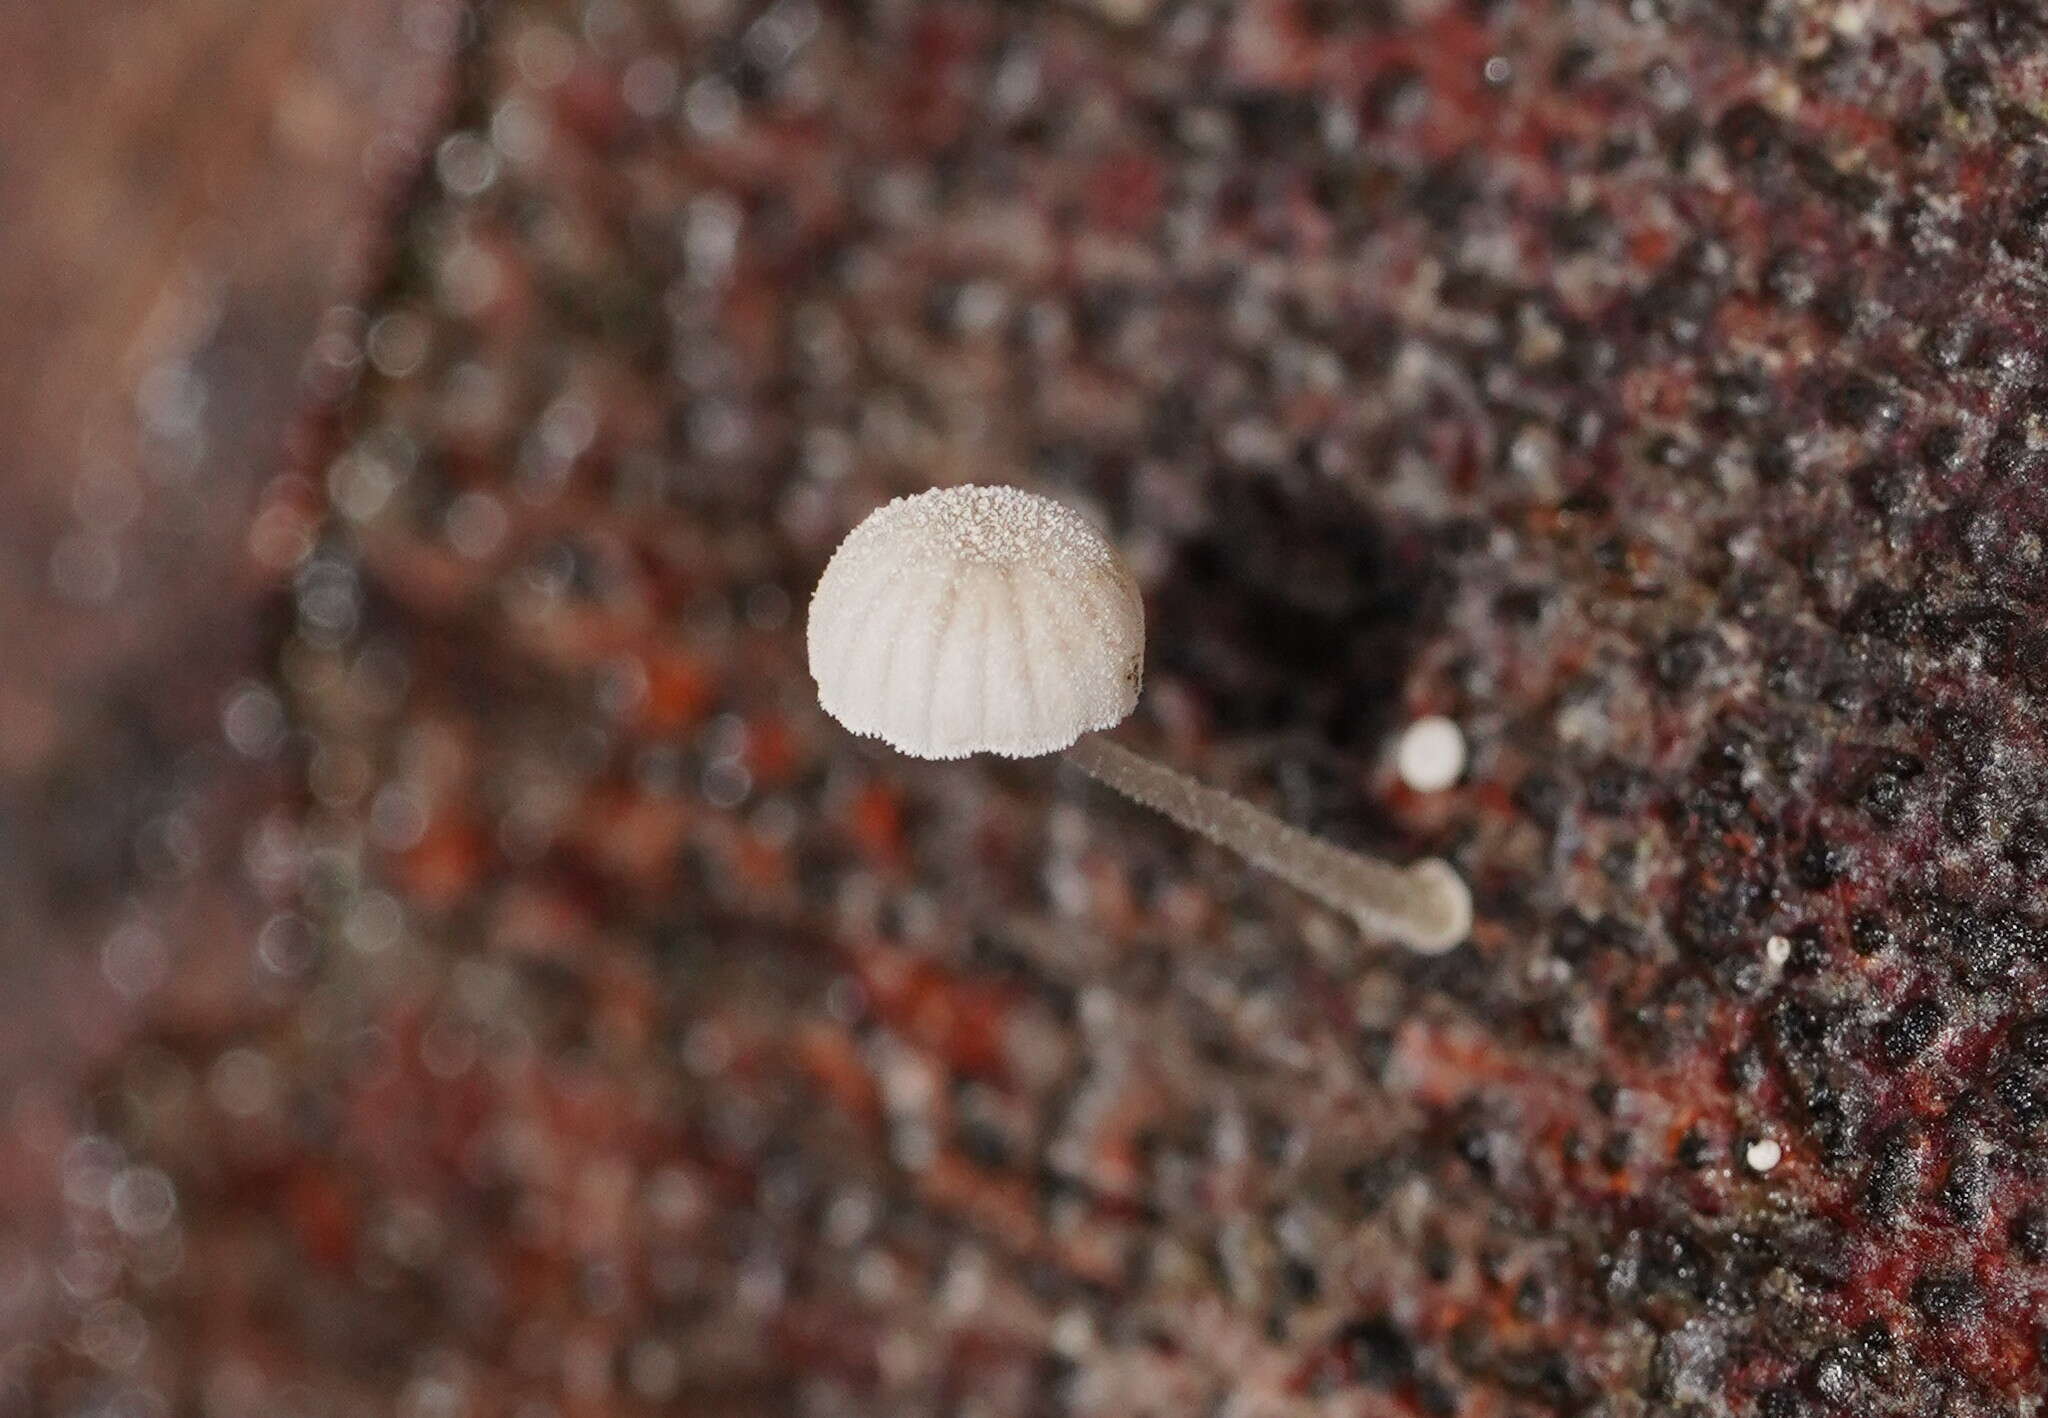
left=1065, top=735, right=1471, bottom=953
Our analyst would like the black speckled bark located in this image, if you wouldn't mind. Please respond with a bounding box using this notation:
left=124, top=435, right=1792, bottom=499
left=25, top=2, right=2048, bottom=1416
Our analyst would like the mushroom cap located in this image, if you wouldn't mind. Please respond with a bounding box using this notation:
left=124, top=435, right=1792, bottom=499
left=808, top=485, right=1144, bottom=759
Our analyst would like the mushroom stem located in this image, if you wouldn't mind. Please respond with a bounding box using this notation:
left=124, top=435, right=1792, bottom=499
left=1064, top=736, right=1471, bottom=953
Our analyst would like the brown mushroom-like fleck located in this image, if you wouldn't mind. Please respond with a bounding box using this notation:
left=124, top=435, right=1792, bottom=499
left=808, top=484, right=1471, bottom=953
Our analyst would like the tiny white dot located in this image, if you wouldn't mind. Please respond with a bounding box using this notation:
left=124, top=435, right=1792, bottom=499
left=1764, top=934, right=1791, bottom=966
left=1396, top=716, right=1467, bottom=793
left=1744, top=1138, right=1782, bottom=1173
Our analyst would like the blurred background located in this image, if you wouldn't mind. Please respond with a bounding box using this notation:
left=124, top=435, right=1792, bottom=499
left=0, top=7, right=453, bottom=1396
left=8, top=3, right=2048, bottom=1416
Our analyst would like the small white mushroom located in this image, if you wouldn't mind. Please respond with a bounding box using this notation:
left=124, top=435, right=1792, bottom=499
left=807, top=485, right=1143, bottom=759
left=808, top=485, right=1472, bottom=953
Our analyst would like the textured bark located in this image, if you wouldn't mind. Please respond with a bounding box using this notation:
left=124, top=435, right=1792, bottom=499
left=16, top=2, right=2048, bottom=1416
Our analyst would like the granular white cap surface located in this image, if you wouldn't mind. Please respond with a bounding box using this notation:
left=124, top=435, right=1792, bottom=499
left=808, top=485, right=1144, bottom=759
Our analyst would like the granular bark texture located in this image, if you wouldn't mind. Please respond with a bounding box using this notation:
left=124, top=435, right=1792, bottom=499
left=18, top=2, right=2048, bottom=1417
